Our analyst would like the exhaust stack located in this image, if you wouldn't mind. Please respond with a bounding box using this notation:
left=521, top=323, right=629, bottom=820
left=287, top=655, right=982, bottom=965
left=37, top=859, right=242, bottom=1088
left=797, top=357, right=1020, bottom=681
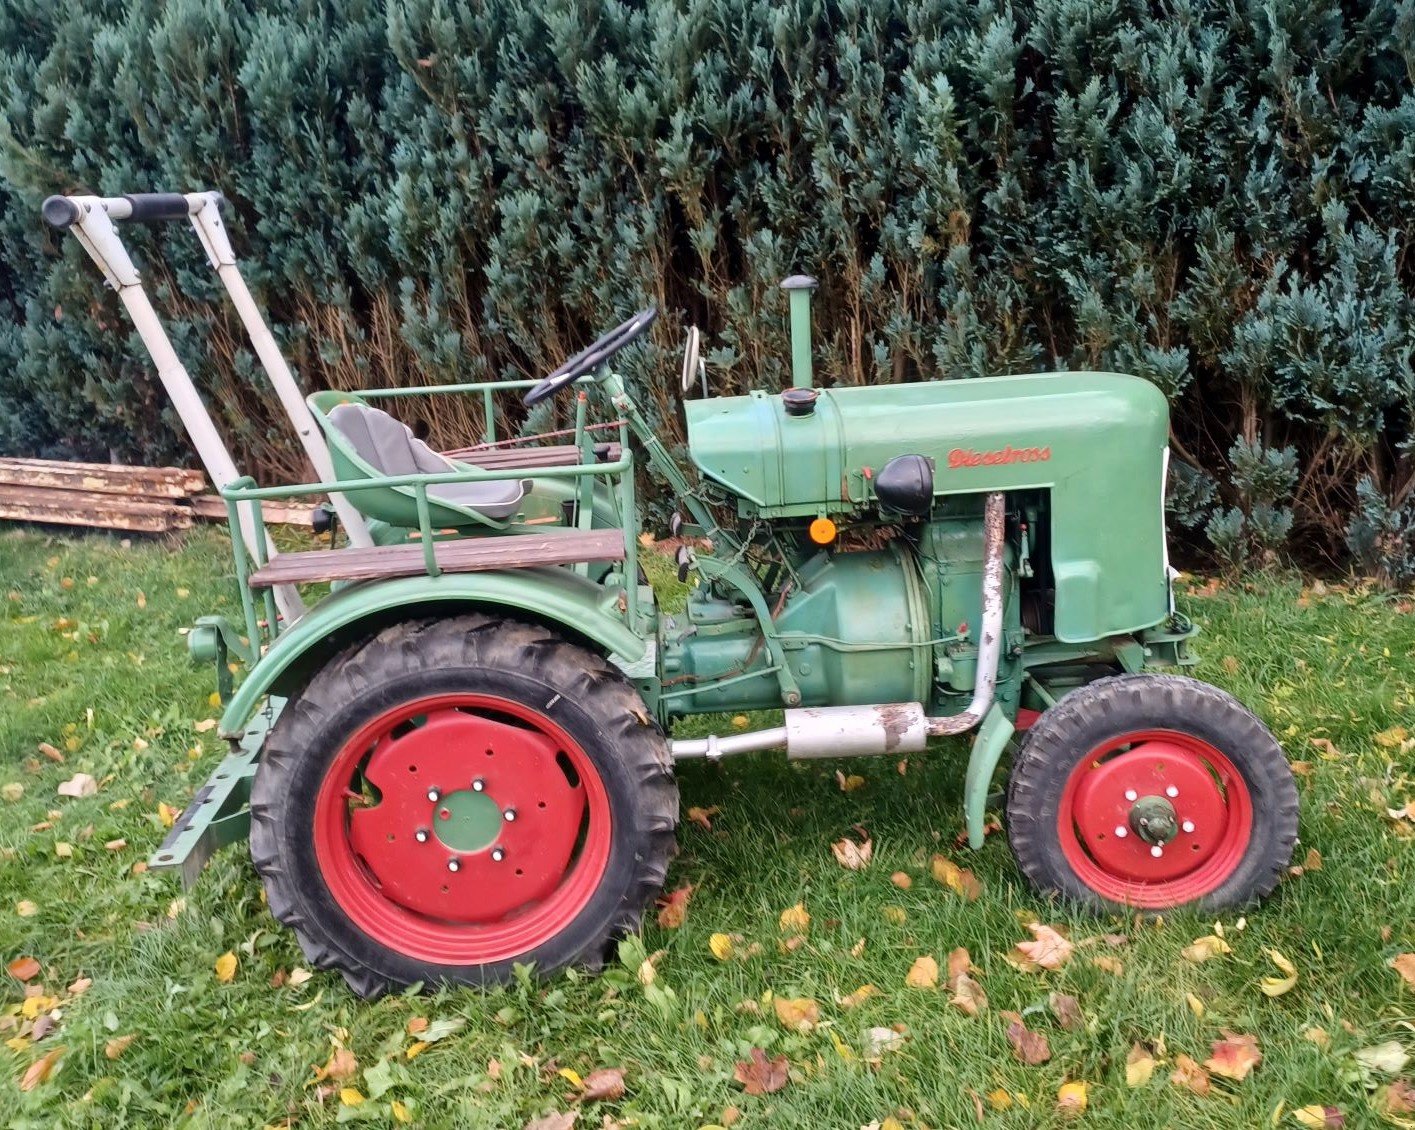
left=779, top=274, right=819, bottom=389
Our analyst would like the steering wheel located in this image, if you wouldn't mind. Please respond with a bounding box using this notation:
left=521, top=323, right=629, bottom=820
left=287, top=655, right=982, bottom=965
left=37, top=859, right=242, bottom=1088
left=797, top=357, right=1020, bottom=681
left=523, top=307, right=658, bottom=407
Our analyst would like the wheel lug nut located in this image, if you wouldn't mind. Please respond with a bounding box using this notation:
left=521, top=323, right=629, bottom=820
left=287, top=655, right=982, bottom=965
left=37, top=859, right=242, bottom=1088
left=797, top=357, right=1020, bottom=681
left=1182, top=819, right=1195, bottom=833
left=1124, top=789, right=1138, bottom=801
left=414, top=828, right=429, bottom=843
left=503, top=808, right=517, bottom=822
left=491, top=847, right=505, bottom=862
left=427, top=788, right=440, bottom=802
left=1114, top=825, right=1128, bottom=838
left=1150, top=845, right=1164, bottom=858
left=1166, top=785, right=1179, bottom=798
left=472, top=779, right=485, bottom=792
left=447, top=858, right=461, bottom=872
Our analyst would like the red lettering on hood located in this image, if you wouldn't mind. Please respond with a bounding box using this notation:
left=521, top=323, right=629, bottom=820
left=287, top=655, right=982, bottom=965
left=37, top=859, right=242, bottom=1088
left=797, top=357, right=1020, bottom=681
left=947, top=445, right=1052, bottom=469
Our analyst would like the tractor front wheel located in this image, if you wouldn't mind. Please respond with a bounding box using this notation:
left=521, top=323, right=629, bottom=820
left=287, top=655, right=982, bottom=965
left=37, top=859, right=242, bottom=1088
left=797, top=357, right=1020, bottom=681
left=249, top=615, right=677, bottom=997
left=1006, top=674, right=1298, bottom=913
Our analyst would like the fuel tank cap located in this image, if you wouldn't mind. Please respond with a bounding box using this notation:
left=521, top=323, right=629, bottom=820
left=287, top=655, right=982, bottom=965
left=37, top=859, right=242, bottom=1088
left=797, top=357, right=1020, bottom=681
left=782, top=387, right=819, bottom=417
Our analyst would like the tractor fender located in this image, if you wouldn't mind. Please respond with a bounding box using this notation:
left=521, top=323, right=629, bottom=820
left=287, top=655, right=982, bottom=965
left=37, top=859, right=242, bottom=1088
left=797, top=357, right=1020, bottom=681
left=218, top=568, right=646, bottom=740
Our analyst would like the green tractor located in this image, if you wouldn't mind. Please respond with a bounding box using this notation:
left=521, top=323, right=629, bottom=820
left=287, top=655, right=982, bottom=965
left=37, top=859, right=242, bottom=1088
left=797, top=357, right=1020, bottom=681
left=46, top=191, right=1298, bottom=998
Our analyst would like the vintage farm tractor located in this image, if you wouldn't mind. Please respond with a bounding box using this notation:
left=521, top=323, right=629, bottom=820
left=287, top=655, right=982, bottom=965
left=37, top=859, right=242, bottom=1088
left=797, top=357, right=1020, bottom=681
left=44, top=191, right=1299, bottom=997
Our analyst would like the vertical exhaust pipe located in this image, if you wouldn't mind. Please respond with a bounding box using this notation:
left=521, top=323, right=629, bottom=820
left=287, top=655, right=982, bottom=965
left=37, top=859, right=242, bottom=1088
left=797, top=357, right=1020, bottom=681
left=779, top=275, right=818, bottom=390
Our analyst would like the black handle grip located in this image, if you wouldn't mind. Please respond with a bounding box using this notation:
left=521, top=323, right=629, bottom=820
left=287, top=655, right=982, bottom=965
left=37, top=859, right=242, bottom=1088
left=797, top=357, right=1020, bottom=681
left=122, top=193, right=192, bottom=222
left=41, top=196, right=81, bottom=229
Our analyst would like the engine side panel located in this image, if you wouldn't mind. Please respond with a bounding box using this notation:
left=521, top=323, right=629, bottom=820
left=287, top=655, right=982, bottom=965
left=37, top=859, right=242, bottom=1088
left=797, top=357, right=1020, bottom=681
left=686, top=372, right=1170, bottom=643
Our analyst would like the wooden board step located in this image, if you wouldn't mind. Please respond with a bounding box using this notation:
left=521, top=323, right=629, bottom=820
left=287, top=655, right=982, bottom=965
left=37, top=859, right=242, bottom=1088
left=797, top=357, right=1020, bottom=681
left=248, top=528, right=625, bottom=588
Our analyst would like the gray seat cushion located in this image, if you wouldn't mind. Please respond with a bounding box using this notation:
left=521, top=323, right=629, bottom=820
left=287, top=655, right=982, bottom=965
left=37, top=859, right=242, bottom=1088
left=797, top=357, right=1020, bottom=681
left=328, top=402, right=527, bottom=520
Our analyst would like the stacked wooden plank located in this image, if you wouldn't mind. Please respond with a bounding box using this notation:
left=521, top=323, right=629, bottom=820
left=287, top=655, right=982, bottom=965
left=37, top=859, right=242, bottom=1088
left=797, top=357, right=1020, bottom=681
left=0, top=457, right=314, bottom=533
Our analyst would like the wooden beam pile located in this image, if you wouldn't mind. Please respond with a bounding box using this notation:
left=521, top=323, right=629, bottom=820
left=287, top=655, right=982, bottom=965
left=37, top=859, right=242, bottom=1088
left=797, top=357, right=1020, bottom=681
left=0, top=457, right=314, bottom=533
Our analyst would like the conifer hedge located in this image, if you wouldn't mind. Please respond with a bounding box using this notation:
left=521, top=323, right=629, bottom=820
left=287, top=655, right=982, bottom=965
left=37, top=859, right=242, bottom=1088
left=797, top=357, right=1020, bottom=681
left=2, top=0, right=1413, bottom=571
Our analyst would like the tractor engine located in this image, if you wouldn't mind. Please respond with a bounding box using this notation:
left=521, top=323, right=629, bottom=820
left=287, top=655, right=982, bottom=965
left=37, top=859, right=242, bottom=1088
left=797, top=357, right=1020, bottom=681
left=660, top=368, right=1173, bottom=730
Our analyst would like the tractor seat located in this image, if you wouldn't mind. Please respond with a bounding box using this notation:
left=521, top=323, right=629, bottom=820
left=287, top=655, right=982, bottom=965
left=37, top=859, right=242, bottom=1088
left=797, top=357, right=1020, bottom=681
left=324, top=401, right=527, bottom=523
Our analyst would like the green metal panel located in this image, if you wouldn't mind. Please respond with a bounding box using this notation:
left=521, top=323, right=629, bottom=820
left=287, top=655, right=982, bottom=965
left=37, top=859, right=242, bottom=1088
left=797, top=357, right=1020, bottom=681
left=217, top=569, right=647, bottom=740
left=686, top=372, right=1171, bottom=643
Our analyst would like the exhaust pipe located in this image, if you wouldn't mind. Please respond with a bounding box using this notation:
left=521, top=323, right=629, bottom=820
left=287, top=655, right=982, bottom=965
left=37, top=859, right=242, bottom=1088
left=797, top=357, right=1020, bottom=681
left=670, top=492, right=1007, bottom=762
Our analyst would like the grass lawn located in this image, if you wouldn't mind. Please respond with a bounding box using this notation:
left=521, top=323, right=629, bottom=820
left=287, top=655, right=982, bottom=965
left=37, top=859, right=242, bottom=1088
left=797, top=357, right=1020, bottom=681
left=2, top=525, right=1414, bottom=1129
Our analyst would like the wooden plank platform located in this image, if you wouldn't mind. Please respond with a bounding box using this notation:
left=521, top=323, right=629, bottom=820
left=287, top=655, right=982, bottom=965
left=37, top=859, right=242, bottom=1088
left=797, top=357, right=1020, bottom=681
left=0, top=456, right=205, bottom=499
left=248, top=528, right=625, bottom=588
left=0, top=484, right=192, bottom=533
left=189, top=495, right=318, bottom=526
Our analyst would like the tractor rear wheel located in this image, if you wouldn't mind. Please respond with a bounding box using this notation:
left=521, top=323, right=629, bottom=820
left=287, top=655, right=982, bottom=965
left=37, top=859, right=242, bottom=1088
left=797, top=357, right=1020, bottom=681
left=1006, top=674, right=1298, bottom=913
left=249, top=614, right=677, bottom=997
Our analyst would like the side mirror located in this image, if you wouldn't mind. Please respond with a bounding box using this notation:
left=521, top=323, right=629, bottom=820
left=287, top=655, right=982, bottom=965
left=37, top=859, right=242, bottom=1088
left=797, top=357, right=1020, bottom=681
left=680, top=326, right=706, bottom=396
left=875, top=454, right=934, bottom=516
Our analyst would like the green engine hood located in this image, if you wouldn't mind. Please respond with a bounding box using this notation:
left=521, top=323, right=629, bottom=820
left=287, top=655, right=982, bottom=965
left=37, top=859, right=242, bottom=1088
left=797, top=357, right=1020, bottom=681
left=685, top=372, right=1172, bottom=643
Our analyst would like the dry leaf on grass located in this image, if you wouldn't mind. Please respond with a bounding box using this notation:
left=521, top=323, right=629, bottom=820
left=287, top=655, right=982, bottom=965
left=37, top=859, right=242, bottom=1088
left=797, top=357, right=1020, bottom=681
left=56, top=773, right=96, bottom=798
left=105, top=1035, right=136, bottom=1060
left=1391, top=953, right=1415, bottom=989
left=773, top=997, right=820, bottom=1033
left=890, top=871, right=911, bottom=889
left=1056, top=1081, right=1088, bottom=1116
left=831, top=835, right=873, bottom=870
left=709, top=933, right=735, bottom=961
left=7, top=956, right=40, bottom=982
left=1010, top=924, right=1074, bottom=972
left=1048, top=992, right=1084, bottom=1031
left=1003, top=1013, right=1051, bottom=1065
left=1126, top=1043, right=1156, bottom=1087
left=930, top=854, right=982, bottom=900
left=1170, top=1053, right=1211, bottom=1096
left=837, top=984, right=878, bottom=1010
left=733, top=1048, right=788, bottom=1095
left=1292, top=1105, right=1345, bottom=1128
left=1181, top=934, right=1232, bottom=963
left=1204, top=1030, right=1261, bottom=1082
left=835, top=771, right=865, bottom=792
left=655, top=884, right=694, bottom=929
left=905, top=955, right=939, bottom=989
left=576, top=1067, right=626, bottom=1103
left=1353, top=1041, right=1409, bottom=1077
left=523, top=1113, right=578, bottom=1130
left=949, top=974, right=987, bottom=1016
left=1259, top=948, right=1299, bottom=997
left=685, top=805, right=719, bottom=830
left=214, top=951, right=238, bottom=983
left=778, top=903, right=810, bottom=934
left=18, top=1046, right=64, bottom=1091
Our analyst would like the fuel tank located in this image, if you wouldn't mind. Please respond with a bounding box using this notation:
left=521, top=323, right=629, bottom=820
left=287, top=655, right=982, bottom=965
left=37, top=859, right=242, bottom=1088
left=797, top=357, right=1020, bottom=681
left=685, top=372, right=1171, bottom=643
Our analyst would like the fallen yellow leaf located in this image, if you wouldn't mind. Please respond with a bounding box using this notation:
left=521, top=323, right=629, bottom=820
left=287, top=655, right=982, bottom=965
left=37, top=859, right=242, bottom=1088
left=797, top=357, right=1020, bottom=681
left=214, top=951, right=238, bottom=983
left=905, top=954, right=939, bottom=989
left=339, top=1088, right=365, bottom=1106
left=1259, top=948, right=1298, bottom=997
left=1126, top=1043, right=1156, bottom=1087
left=1056, top=1081, right=1088, bottom=1116
left=838, top=984, right=878, bottom=1009
left=773, top=997, right=820, bottom=1033
left=709, top=933, right=735, bottom=961
left=1181, top=934, right=1232, bottom=963
left=779, top=903, right=810, bottom=934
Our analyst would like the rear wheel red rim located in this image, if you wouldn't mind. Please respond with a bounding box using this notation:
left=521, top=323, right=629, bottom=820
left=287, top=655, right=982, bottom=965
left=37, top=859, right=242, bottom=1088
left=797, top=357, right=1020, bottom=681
left=313, top=693, right=612, bottom=964
left=1057, top=729, right=1252, bottom=908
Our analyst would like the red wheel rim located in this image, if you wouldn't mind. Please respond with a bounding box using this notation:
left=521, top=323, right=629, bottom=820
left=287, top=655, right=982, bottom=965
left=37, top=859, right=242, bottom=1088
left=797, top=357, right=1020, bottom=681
left=1057, top=729, right=1252, bottom=908
left=313, top=693, right=612, bottom=964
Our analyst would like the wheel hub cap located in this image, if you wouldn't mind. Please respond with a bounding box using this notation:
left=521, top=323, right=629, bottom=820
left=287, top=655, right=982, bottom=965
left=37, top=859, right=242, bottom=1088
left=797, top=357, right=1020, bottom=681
left=345, top=708, right=587, bottom=921
left=1069, top=737, right=1235, bottom=883
left=1128, top=795, right=1178, bottom=845
left=431, top=789, right=503, bottom=853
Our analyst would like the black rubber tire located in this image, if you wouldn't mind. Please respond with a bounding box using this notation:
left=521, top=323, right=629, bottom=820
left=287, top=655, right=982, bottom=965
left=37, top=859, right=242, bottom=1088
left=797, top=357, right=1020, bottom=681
left=1006, top=673, right=1298, bottom=913
left=249, top=614, right=678, bottom=997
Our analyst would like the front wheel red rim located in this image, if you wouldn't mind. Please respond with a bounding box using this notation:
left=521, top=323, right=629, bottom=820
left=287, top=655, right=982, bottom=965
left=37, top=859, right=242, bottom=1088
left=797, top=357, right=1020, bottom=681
left=1057, top=729, right=1253, bottom=908
left=312, top=693, right=612, bottom=965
